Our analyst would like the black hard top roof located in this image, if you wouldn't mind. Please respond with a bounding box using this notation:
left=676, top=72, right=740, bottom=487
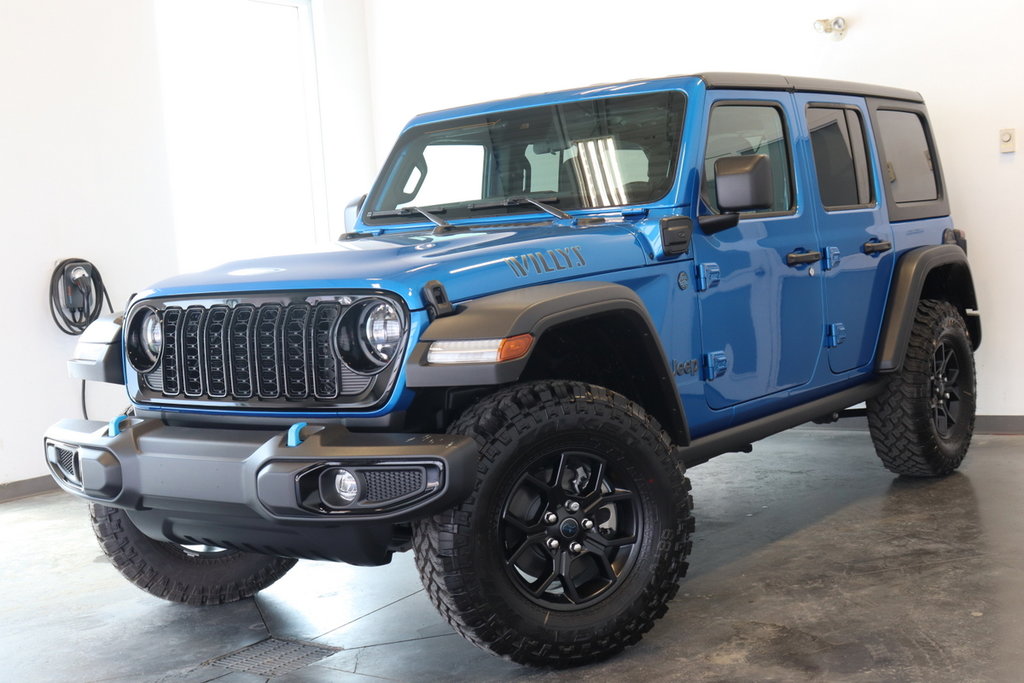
left=695, top=72, right=923, bottom=103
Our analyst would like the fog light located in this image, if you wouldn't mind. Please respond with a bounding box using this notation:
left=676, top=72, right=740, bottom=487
left=335, top=469, right=359, bottom=503
left=318, top=467, right=363, bottom=509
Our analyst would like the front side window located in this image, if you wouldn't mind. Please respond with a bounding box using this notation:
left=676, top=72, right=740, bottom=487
left=365, top=91, right=685, bottom=224
left=806, top=106, right=873, bottom=209
left=703, top=104, right=793, bottom=214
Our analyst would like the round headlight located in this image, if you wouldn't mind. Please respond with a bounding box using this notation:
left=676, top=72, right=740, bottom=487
left=335, top=298, right=405, bottom=374
left=142, top=314, right=162, bottom=357
left=364, top=301, right=402, bottom=363
left=126, top=306, right=162, bottom=373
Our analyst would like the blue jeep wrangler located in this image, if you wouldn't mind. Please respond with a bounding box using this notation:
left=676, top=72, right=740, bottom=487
left=44, top=73, right=980, bottom=667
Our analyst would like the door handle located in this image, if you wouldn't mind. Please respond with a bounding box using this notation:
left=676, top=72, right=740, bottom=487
left=862, top=240, right=893, bottom=255
left=786, top=250, right=822, bottom=266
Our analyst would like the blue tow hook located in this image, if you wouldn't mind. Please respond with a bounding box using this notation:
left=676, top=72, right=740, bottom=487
left=108, top=415, right=129, bottom=437
left=286, top=422, right=309, bottom=448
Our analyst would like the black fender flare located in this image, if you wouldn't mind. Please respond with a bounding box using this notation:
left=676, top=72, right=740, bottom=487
left=876, top=244, right=981, bottom=372
left=405, top=281, right=690, bottom=445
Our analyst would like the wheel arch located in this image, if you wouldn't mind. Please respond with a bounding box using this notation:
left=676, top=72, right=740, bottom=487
left=876, top=244, right=981, bottom=372
left=405, top=281, right=690, bottom=445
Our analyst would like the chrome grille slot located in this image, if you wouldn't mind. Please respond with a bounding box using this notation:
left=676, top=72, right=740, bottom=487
left=311, top=303, right=341, bottom=399
left=228, top=304, right=256, bottom=399
left=204, top=306, right=230, bottom=398
left=282, top=304, right=311, bottom=399
left=255, top=305, right=283, bottom=398
left=181, top=306, right=207, bottom=397
left=132, top=293, right=401, bottom=409
left=162, top=308, right=182, bottom=395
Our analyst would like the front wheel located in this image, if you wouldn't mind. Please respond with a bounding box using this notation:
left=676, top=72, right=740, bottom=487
left=413, top=381, right=694, bottom=667
left=867, top=299, right=977, bottom=476
left=90, top=503, right=297, bottom=605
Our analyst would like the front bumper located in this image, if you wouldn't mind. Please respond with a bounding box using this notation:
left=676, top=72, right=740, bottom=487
left=43, top=418, right=477, bottom=565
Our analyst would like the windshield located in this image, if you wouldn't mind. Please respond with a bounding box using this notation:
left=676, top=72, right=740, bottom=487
left=364, top=91, right=686, bottom=225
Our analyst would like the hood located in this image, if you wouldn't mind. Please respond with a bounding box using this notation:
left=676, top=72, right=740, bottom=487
left=139, top=221, right=650, bottom=310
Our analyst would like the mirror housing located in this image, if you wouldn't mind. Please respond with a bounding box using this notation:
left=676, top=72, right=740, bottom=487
left=715, top=154, right=773, bottom=213
left=343, top=194, right=367, bottom=234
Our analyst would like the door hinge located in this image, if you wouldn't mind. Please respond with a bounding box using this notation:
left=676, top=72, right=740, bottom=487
left=703, top=351, right=728, bottom=381
left=823, top=246, right=841, bottom=271
left=695, top=263, right=721, bottom=292
left=826, top=322, right=847, bottom=348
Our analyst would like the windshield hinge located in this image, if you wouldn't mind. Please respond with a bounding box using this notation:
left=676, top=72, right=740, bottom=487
left=422, top=280, right=455, bottom=319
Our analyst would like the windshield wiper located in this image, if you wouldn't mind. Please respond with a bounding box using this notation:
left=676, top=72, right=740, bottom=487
left=468, top=196, right=572, bottom=221
left=367, top=206, right=452, bottom=229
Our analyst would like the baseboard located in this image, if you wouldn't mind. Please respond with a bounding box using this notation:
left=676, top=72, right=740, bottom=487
left=800, top=415, right=1024, bottom=435
left=0, top=476, right=58, bottom=503
left=975, top=415, right=1024, bottom=435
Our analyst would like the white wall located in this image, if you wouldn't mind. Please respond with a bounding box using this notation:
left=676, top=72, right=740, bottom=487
left=359, top=0, right=1022, bottom=416
left=0, top=0, right=177, bottom=484
left=314, top=0, right=378, bottom=233
left=1, top=0, right=1019, bottom=485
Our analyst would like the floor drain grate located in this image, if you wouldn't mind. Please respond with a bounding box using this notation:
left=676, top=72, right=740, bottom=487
left=209, top=638, right=340, bottom=676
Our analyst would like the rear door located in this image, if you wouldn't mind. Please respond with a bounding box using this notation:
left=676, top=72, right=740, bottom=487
left=692, top=93, right=825, bottom=410
left=794, top=94, right=894, bottom=373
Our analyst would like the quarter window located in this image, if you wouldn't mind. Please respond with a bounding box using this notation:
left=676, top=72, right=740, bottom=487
left=806, top=107, right=873, bottom=209
left=875, top=110, right=938, bottom=203
left=704, top=104, right=793, bottom=214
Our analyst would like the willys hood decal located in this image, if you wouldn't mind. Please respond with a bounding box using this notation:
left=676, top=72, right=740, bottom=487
left=140, top=222, right=649, bottom=310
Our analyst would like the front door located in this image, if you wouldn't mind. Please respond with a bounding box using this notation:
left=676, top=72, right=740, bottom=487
left=692, top=93, right=825, bottom=410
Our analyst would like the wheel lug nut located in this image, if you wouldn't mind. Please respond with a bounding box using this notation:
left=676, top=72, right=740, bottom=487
left=569, top=542, right=583, bottom=553
left=544, top=512, right=558, bottom=525
left=944, top=393, right=950, bottom=399
left=566, top=501, right=580, bottom=513
left=546, top=538, right=560, bottom=550
left=582, top=519, right=594, bottom=530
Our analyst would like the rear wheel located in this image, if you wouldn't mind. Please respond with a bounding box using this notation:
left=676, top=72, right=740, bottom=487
left=90, top=503, right=296, bottom=605
left=867, top=299, right=976, bottom=476
left=413, top=381, right=693, bottom=667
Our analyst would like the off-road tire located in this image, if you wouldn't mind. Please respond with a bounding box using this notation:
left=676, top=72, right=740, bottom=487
left=867, top=299, right=976, bottom=476
left=413, top=381, right=693, bottom=668
left=90, top=503, right=297, bottom=605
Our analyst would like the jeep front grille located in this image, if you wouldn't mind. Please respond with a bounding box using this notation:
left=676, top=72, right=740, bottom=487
left=130, top=293, right=402, bottom=411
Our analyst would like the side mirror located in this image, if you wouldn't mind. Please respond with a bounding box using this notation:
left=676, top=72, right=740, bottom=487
left=343, top=194, right=367, bottom=234
left=714, top=154, right=773, bottom=213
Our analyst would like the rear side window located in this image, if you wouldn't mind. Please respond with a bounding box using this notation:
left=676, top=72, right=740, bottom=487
left=875, top=110, right=938, bottom=203
left=703, top=104, right=793, bottom=214
left=806, top=107, right=873, bottom=209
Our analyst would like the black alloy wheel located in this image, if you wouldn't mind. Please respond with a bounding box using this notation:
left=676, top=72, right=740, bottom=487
left=500, top=449, right=642, bottom=609
left=929, top=340, right=963, bottom=438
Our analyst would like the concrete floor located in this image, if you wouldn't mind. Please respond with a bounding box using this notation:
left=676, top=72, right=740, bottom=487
left=3, top=427, right=1023, bottom=682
